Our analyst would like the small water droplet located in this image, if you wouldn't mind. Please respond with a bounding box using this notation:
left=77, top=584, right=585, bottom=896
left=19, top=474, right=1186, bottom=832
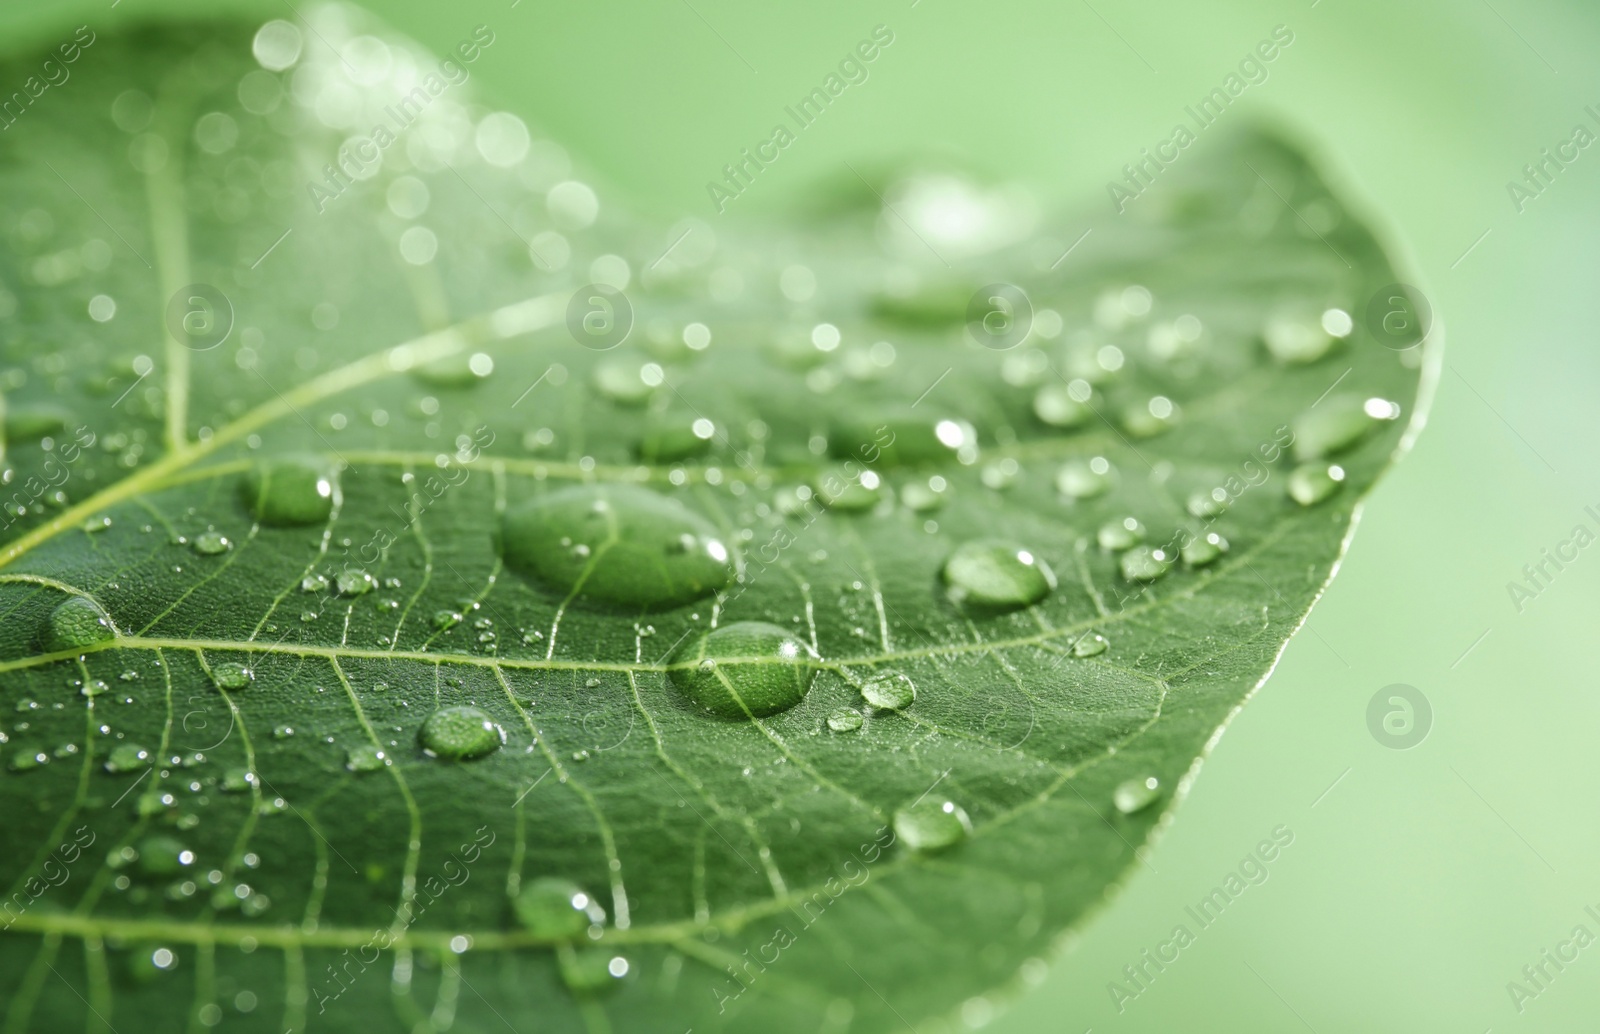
left=893, top=797, right=972, bottom=852
left=827, top=708, right=864, bottom=732
left=1113, top=775, right=1161, bottom=815
left=210, top=662, right=253, bottom=690
left=1181, top=531, right=1229, bottom=567
left=1071, top=632, right=1109, bottom=658
left=860, top=672, right=916, bottom=711
left=942, top=540, right=1055, bottom=609
left=240, top=458, right=335, bottom=527
left=192, top=531, right=231, bottom=555
left=431, top=609, right=463, bottom=631
left=104, top=743, right=151, bottom=774
left=1292, top=394, right=1396, bottom=461
left=345, top=745, right=388, bottom=772
left=1287, top=463, right=1345, bottom=506
left=418, top=706, right=504, bottom=760
left=335, top=569, right=375, bottom=596
left=515, top=877, right=603, bottom=939
left=502, top=485, right=732, bottom=609
left=1119, top=545, right=1172, bottom=582
left=1097, top=517, right=1145, bottom=551
left=1056, top=458, right=1112, bottom=499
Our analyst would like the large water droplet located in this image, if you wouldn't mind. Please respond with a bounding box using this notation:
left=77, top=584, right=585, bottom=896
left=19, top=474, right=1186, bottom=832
left=42, top=596, right=115, bottom=651
left=240, top=458, right=335, bottom=526
left=668, top=621, right=819, bottom=719
left=412, top=352, right=493, bottom=388
left=502, top=486, right=732, bottom=609
left=1292, top=395, right=1397, bottom=461
left=860, top=672, right=916, bottom=711
left=335, top=569, right=375, bottom=596
left=418, top=705, right=504, bottom=760
left=942, top=540, right=1055, bottom=609
left=1287, top=463, right=1345, bottom=506
left=515, top=877, right=603, bottom=939
left=893, top=797, right=971, bottom=852
left=1113, top=775, right=1162, bottom=814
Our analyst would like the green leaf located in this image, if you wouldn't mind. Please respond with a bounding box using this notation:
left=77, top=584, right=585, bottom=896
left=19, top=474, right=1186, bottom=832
left=0, top=10, right=1432, bottom=1033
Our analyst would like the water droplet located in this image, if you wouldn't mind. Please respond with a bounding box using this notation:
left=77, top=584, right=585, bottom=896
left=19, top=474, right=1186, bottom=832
left=901, top=475, right=949, bottom=512
left=104, top=743, right=150, bottom=774
left=1055, top=458, right=1111, bottom=499
left=412, top=352, right=493, bottom=388
left=1113, top=775, right=1161, bottom=815
left=431, top=609, right=463, bottom=631
left=240, top=458, right=335, bottom=527
left=1287, top=463, right=1345, bottom=506
left=1181, top=531, right=1229, bottom=567
left=1071, top=632, right=1108, bottom=658
left=502, top=486, right=732, bottom=609
left=813, top=468, right=885, bottom=512
left=593, top=360, right=655, bottom=405
left=668, top=621, right=819, bottom=719
left=1292, top=395, right=1396, bottom=461
left=138, top=836, right=193, bottom=876
left=210, top=662, right=253, bottom=690
left=1186, top=488, right=1228, bottom=518
left=80, top=680, right=110, bottom=698
left=828, top=416, right=974, bottom=468
left=1032, top=383, right=1090, bottom=429
left=345, top=745, right=388, bottom=772
left=860, top=672, right=916, bottom=711
left=221, top=768, right=257, bottom=793
left=559, top=947, right=628, bottom=993
left=893, top=797, right=972, bottom=852
left=418, top=706, right=504, bottom=760
left=273, top=725, right=295, bottom=739
left=1119, top=545, right=1172, bottom=582
left=1263, top=310, right=1336, bottom=363
left=827, top=708, right=863, bottom=732
left=1122, top=396, right=1180, bottom=437
left=300, top=574, right=328, bottom=593
left=192, top=531, right=231, bottom=555
left=1097, top=517, right=1145, bottom=551
left=942, top=540, right=1055, bottom=609
left=511, top=877, right=604, bottom=945
left=42, top=596, right=116, bottom=651
left=335, top=569, right=375, bottom=596
left=5, top=403, right=72, bottom=442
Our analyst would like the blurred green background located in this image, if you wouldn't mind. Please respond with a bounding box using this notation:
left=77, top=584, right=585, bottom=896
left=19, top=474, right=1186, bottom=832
left=6, top=0, right=1597, bottom=1030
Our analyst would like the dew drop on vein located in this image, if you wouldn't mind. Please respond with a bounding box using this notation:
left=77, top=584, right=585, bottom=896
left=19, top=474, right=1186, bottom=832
left=668, top=621, right=819, bottom=719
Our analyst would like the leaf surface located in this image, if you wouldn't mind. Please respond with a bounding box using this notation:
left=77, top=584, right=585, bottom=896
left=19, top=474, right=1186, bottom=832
left=0, top=10, right=1431, bottom=1033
